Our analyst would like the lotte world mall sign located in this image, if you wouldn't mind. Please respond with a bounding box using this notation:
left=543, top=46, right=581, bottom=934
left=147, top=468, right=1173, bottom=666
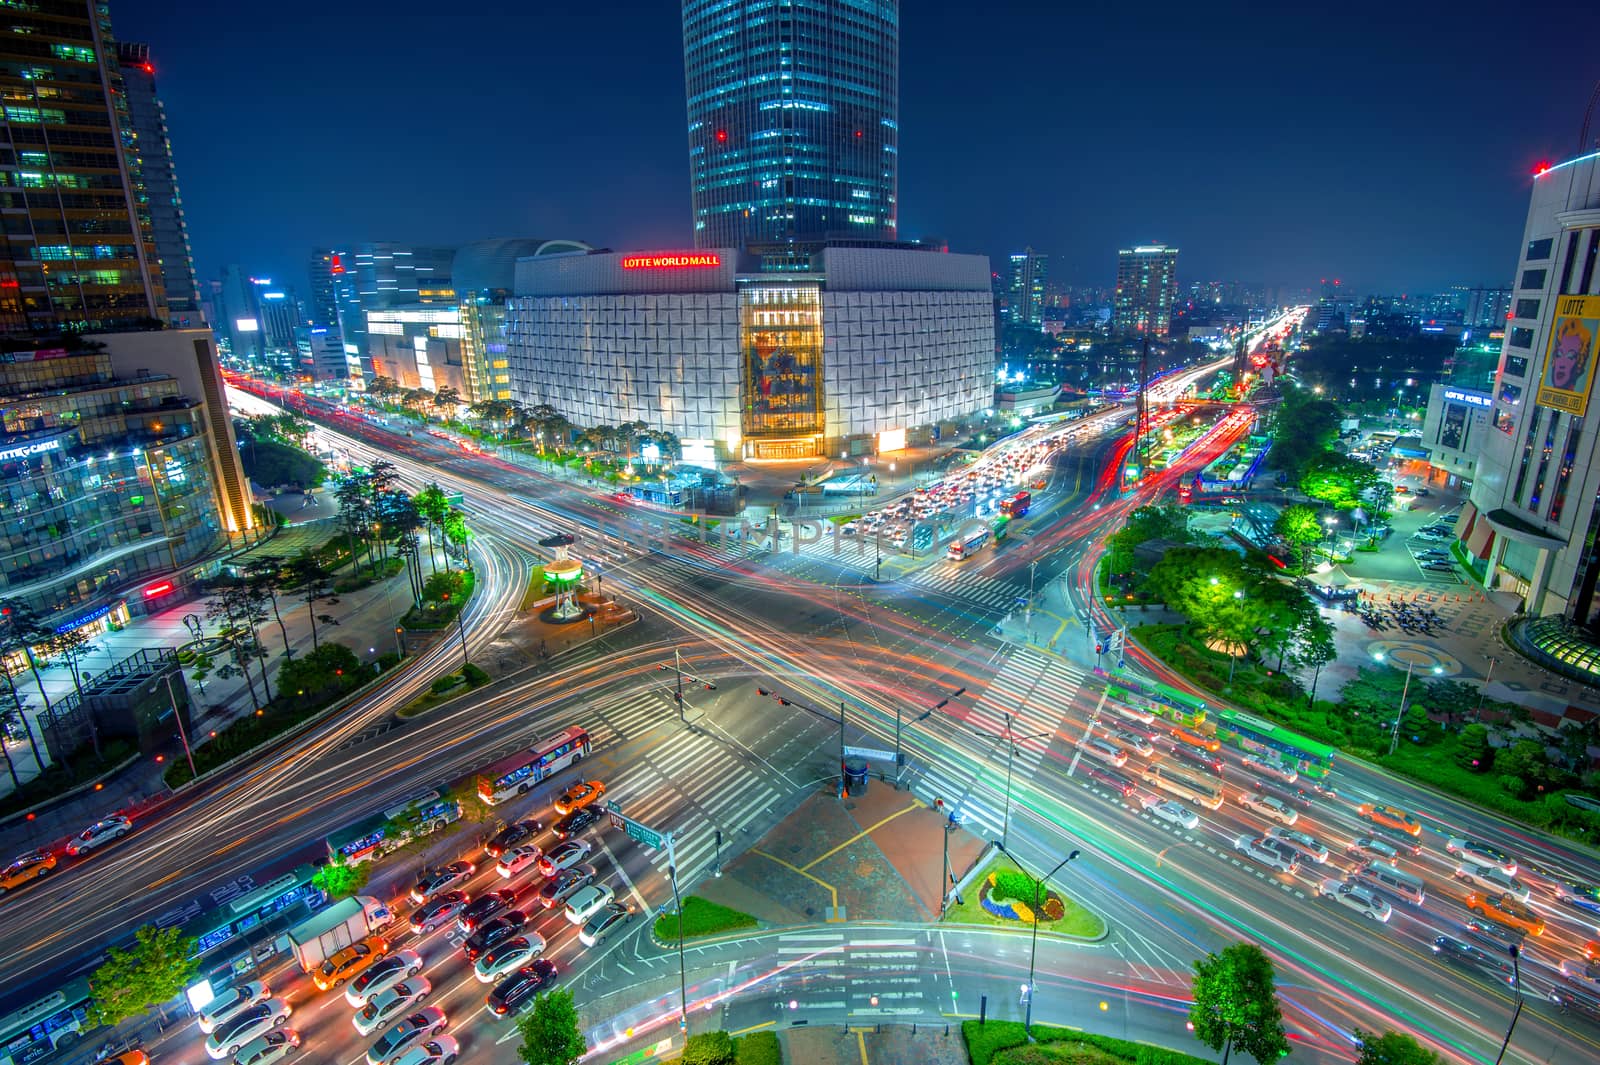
left=620, top=252, right=722, bottom=270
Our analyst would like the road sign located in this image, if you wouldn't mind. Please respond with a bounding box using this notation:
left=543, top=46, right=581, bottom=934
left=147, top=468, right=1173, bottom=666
left=844, top=745, right=898, bottom=763
left=445, top=493, right=465, bottom=507
left=606, top=804, right=667, bottom=850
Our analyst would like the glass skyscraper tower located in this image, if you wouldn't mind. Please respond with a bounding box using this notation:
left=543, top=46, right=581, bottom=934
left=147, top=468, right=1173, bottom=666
left=681, top=0, right=899, bottom=249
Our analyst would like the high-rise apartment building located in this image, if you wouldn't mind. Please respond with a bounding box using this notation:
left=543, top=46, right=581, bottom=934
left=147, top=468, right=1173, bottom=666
left=1007, top=248, right=1048, bottom=328
left=0, top=1, right=166, bottom=333
left=681, top=0, right=899, bottom=249
left=307, top=249, right=341, bottom=325
left=1113, top=244, right=1180, bottom=337
left=116, top=43, right=201, bottom=324
left=330, top=244, right=455, bottom=387
left=1465, top=286, right=1512, bottom=331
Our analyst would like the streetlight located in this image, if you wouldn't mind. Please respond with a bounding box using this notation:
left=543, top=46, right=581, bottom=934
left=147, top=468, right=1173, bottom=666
left=154, top=669, right=196, bottom=779
left=992, top=840, right=1080, bottom=1039
left=1494, top=945, right=1523, bottom=1065
left=1475, top=656, right=1499, bottom=723
left=1373, top=652, right=1442, bottom=755
left=897, top=686, right=965, bottom=787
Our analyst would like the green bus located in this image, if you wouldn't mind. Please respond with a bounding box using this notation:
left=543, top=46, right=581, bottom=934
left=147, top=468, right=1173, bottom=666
left=325, top=789, right=460, bottom=864
left=1212, top=707, right=1336, bottom=779
left=1109, top=675, right=1208, bottom=728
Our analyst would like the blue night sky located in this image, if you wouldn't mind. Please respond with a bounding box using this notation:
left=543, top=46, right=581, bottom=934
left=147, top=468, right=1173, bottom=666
left=114, top=0, right=1600, bottom=299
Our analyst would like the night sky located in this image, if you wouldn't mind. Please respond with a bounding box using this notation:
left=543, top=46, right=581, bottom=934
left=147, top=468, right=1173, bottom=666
left=114, top=0, right=1600, bottom=300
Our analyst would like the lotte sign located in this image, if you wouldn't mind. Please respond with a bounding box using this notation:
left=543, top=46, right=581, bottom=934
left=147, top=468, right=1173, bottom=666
left=620, top=253, right=722, bottom=270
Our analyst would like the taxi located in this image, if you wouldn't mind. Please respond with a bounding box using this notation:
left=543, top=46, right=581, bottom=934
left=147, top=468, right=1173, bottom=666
left=0, top=850, right=56, bottom=893
left=1466, top=892, right=1545, bottom=937
left=1358, top=803, right=1423, bottom=837
left=312, top=934, right=390, bottom=991
left=553, top=780, right=607, bottom=816
left=1171, top=727, right=1220, bottom=753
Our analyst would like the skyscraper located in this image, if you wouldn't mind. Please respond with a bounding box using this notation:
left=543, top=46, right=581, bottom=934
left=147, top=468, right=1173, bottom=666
left=117, top=43, right=202, bottom=324
left=0, top=1, right=166, bottom=333
left=681, top=0, right=899, bottom=249
left=330, top=243, right=456, bottom=387
left=1007, top=248, right=1048, bottom=328
left=1113, top=245, right=1180, bottom=337
left=307, top=248, right=341, bottom=325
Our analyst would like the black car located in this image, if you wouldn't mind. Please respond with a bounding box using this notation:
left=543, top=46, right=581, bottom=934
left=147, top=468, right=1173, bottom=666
left=1462, top=918, right=1525, bottom=951
left=553, top=805, right=603, bottom=841
left=1431, top=935, right=1516, bottom=986
left=1168, top=744, right=1223, bottom=775
left=484, top=820, right=543, bottom=859
left=463, top=910, right=528, bottom=961
left=458, top=889, right=516, bottom=933
left=486, top=960, right=559, bottom=1017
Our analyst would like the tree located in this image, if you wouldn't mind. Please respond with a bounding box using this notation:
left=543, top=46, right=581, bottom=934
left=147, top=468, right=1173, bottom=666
left=1419, top=679, right=1479, bottom=732
left=245, top=555, right=292, bottom=658
left=1267, top=384, right=1342, bottom=480
left=449, top=779, right=495, bottom=825
left=1189, top=942, right=1290, bottom=1065
left=1455, top=723, right=1495, bottom=773
left=1354, top=1029, right=1439, bottom=1065
left=1291, top=615, right=1338, bottom=705
left=680, top=1031, right=735, bottom=1065
left=1496, top=739, right=1558, bottom=798
left=1300, top=452, right=1382, bottom=509
left=433, top=386, right=462, bottom=413
left=413, top=483, right=452, bottom=576
left=289, top=553, right=338, bottom=652
left=368, top=376, right=401, bottom=401
left=1273, top=504, right=1325, bottom=566
left=312, top=854, right=370, bottom=901
left=86, top=924, right=199, bottom=1029
left=514, top=987, right=586, bottom=1065
left=47, top=628, right=102, bottom=757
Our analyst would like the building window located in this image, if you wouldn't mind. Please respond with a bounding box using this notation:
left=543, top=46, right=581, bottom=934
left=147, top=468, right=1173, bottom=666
left=1526, top=410, right=1561, bottom=512
left=1527, top=237, right=1554, bottom=261
left=1512, top=406, right=1543, bottom=499
left=1507, top=330, right=1534, bottom=353
left=1499, top=382, right=1523, bottom=405
left=1549, top=422, right=1582, bottom=524
left=1514, top=298, right=1540, bottom=320
left=1583, top=230, right=1600, bottom=296
left=1520, top=269, right=1547, bottom=291
left=1559, top=231, right=1583, bottom=293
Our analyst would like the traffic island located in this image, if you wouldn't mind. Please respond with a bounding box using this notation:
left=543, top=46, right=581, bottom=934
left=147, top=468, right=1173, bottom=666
left=963, top=1021, right=1212, bottom=1065
left=941, top=854, right=1105, bottom=939
left=650, top=896, right=759, bottom=947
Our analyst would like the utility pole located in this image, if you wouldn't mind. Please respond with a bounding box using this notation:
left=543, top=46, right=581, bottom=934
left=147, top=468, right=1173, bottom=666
left=839, top=700, right=847, bottom=799
left=898, top=686, right=965, bottom=788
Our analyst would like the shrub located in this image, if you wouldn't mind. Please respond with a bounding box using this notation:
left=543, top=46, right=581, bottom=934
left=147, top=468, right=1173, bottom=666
left=1456, top=724, right=1495, bottom=772
left=653, top=896, right=757, bottom=941
left=430, top=673, right=463, bottom=695
left=682, top=1031, right=735, bottom=1065
left=734, top=1030, right=782, bottom=1065
left=991, top=868, right=1037, bottom=905
left=462, top=662, right=490, bottom=687
left=1499, top=774, right=1527, bottom=798
left=1041, top=895, right=1065, bottom=921
left=377, top=651, right=401, bottom=671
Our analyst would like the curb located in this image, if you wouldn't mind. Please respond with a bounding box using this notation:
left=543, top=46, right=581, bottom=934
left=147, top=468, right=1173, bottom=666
left=0, top=753, right=141, bottom=831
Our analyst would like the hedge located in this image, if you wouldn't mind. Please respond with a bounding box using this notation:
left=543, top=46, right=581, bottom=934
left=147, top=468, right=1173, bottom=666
left=734, top=1030, right=781, bottom=1065
left=964, top=1021, right=1212, bottom=1065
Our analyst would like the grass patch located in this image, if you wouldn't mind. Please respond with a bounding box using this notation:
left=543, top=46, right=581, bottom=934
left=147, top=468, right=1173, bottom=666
left=964, top=1021, right=1212, bottom=1065
left=942, top=853, right=1104, bottom=938
left=519, top=565, right=548, bottom=612
left=652, top=896, right=758, bottom=941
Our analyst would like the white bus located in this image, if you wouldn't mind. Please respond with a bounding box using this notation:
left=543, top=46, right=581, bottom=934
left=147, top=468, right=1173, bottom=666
left=946, top=528, right=990, bottom=562
left=476, top=725, right=592, bottom=805
left=1141, top=763, right=1223, bottom=810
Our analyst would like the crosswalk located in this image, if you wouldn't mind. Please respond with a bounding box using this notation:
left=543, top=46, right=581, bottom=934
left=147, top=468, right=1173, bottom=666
left=904, top=564, right=1024, bottom=610
left=773, top=930, right=935, bottom=1019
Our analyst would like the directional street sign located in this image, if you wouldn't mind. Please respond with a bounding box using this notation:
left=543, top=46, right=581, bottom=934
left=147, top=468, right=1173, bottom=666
left=605, top=802, right=667, bottom=850
left=843, top=745, right=898, bottom=763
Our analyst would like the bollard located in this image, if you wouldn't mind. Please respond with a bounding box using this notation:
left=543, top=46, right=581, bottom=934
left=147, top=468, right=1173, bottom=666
left=913, top=1024, right=918, bottom=1035
left=980, top=993, right=988, bottom=1026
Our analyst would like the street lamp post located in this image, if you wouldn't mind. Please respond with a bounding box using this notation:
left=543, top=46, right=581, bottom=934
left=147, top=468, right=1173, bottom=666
left=162, top=670, right=196, bottom=779
left=1000, top=712, right=1054, bottom=849
left=993, top=840, right=1080, bottom=1039
left=1475, top=655, right=1498, bottom=723
left=1374, top=652, right=1442, bottom=755
left=1494, top=945, right=1523, bottom=1065
left=895, top=686, right=965, bottom=788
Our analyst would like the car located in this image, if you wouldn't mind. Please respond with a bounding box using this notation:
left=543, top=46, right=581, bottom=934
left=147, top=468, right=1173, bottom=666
left=1416, top=548, right=1450, bottom=559
left=1347, top=836, right=1406, bottom=862
left=539, top=864, right=596, bottom=908
left=205, top=999, right=293, bottom=1059
left=1266, top=827, right=1329, bottom=864
left=1109, top=729, right=1155, bottom=757
left=1559, top=959, right=1600, bottom=994
left=353, top=980, right=431, bottom=1037
left=553, top=805, right=605, bottom=840
left=65, top=814, right=132, bottom=856
left=233, top=1029, right=300, bottom=1065
left=365, top=1008, right=448, bottom=1065
left=1423, top=561, right=1456, bottom=572
left=1453, top=862, right=1530, bottom=903
left=1415, top=487, right=1431, bottom=497
left=1317, top=879, right=1392, bottom=922
left=474, top=934, right=547, bottom=983
left=497, top=845, right=543, bottom=879
left=537, top=839, right=594, bottom=877
left=1171, top=727, right=1220, bottom=753
left=388, top=1037, right=459, bottom=1065
left=1242, top=754, right=1297, bottom=784
left=1358, top=803, right=1422, bottom=836
left=462, top=911, right=529, bottom=961
left=1108, top=701, right=1155, bottom=726
left=1548, top=978, right=1600, bottom=1020
left=1432, top=935, right=1516, bottom=986
left=410, top=862, right=475, bottom=905
left=1238, top=792, right=1299, bottom=826
left=579, top=901, right=636, bottom=947
left=1140, top=796, right=1200, bottom=830
left=1466, top=892, right=1545, bottom=936
left=1234, top=834, right=1299, bottom=874
left=484, top=820, right=543, bottom=859
left=564, top=883, right=615, bottom=926
left=1556, top=882, right=1600, bottom=917
left=0, top=850, right=57, bottom=894
left=410, top=891, right=470, bottom=934
left=458, top=890, right=516, bottom=933
left=314, top=935, right=389, bottom=991
left=553, top=780, right=607, bottom=816
left=1463, top=917, right=1525, bottom=951
left=1167, top=744, right=1224, bottom=775
left=1393, top=484, right=1410, bottom=495
left=345, top=950, right=424, bottom=1007
left=197, top=981, right=272, bottom=1034
left=1081, top=763, right=1136, bottom=796
left=486, top=960, right=560, bottom=1016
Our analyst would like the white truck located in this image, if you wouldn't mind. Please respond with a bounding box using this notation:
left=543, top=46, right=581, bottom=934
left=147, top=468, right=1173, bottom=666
left=285, top=894, right=395, bottom=973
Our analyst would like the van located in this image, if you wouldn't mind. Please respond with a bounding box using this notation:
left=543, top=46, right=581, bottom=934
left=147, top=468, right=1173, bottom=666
left=1356, top=861, right=1427, bottom=905
left=1082, top=738, right=1128, bottom=768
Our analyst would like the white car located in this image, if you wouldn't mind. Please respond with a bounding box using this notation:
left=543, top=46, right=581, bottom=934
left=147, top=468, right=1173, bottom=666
left=365, top=1007, right=448, bottom=1065
left=205, top=999, right=292, bottom=1059
left=232, top=1029, right=300, bottom=1065
left=496, top=845, right=542, bottom=879
left=1266, top=827, right=1329, bottom=864
left=198, top=980, right=270, bottom=1034
left=537, top=840, right=593, bottom=878
left=1112, top=730, right=1155, bottom=757
left=1243, top=754, right=1298, bottom=784
left=1317, top=879, right=1393, bottom=922
left=1141, top=796, right=1199, bottom=830
left=1454, top=862, right=1531, bottom=903
left=1558, top=959, right=1600, bottom=994
left=345, top=949, right=424, bottom=1007
left=65, top=814, right=132, bottom=856
left=390, top=1036, right=460, bottom=1065
left=1234, top=834, right=1299, bottom=874
left=564, top=883, right=615, bottom=926
left=353, top=980, right=431, bottom=1037
left=1238, top=792, right=1299, bottom=826
left=473, top=934, right=547, bottom=983
left=1445, top=837, right=1518, bottom=877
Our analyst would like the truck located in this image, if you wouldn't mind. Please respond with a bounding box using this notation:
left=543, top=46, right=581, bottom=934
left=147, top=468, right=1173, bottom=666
left=285, top=894, right=395, bottom=974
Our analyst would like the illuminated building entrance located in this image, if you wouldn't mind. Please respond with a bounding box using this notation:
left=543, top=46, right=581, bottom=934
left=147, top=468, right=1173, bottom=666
left=741, top=284, right=824, bottom=458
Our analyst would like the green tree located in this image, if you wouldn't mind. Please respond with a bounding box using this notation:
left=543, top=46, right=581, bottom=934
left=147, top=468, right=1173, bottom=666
left=1495, top=739, right=1558, bottom=797
left=1419, top=679, right=1480, bottom=731
left=1455, top=724, right=1495, bottom=773
left=514, top=987, right=586, bottom=1065
left=1107, top=505, right=1193, bottom=573
left=1268, top=385, right=1342, bottom=480
left=1300, top=452, right=1381, bottom=509
left=1273, top=504, right=1325, bottom=566
left=413, top=483, right=453, bottom=576
left=450, top=779, right=495, bottom=825
left=312, top=854, right=370, bottom=900
left=86, top=925, right=199, bottom=1029
left=1354, top=1029, right=1439, bottom=1065
left=1399, top=698, right=1433, bottom=744
left=1189, top=942, right=1290, bottom=1065
left=1291, top=617, right=1338, bottom=706
left=680, top=1031, right=735, bottom=1065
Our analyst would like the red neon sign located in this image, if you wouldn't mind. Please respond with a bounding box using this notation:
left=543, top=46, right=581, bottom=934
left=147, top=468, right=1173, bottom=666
left=330, top=253, right=345, bottom=275
left=620, top=253, right=722, bottom=270
left=142, top=581, right=173, bottom=598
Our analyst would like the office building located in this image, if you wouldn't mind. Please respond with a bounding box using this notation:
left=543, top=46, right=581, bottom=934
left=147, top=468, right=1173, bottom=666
left=1465, top=286, right=1513, bottom=331
left=330, top=244, right=455, bottom=387
left=116, top=43, right=202, bottom=324
left=1113, top=245, right=1180, bottom=337
left=296, top=326, right=347, bottom=383
left=307, top=249, right=341, bottom=325
left=681, top=0, right=899, bottom=248
left=505, top=243, right=993, bottom=461
left=452, top=238, right=590, bottom=404
left=0, top=0, right=166, bottom=333
left=1457, top=149, right=1600, bottom=678
left=1007, top=248, right=1048, bottom=328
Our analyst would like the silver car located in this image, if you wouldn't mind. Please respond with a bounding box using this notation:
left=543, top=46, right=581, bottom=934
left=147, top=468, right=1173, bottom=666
left=1453, top=862, right=1530, bottom=903
left=1317, top=879, right=1392, bottom=922
left=365, top=1007, right=448, bottom=1065
left=1267, top=827, right=1329, bottom=864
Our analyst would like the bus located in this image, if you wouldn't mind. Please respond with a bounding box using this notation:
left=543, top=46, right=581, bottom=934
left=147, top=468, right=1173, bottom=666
left=946, top=528, right=991, bottom=562
left=1212, top=708, right=1337, bottom=779
left=1141, top=763, right=1223, bottom=810
left=1109, top=675, right=1208, bottom=727
left=477, top=725, right=592, bottom=805
left=325, top=789, right=461, bottom=863
left=999, top=491, right=1032, bottom=518
left=0, top=978, right=95, bottom=1065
